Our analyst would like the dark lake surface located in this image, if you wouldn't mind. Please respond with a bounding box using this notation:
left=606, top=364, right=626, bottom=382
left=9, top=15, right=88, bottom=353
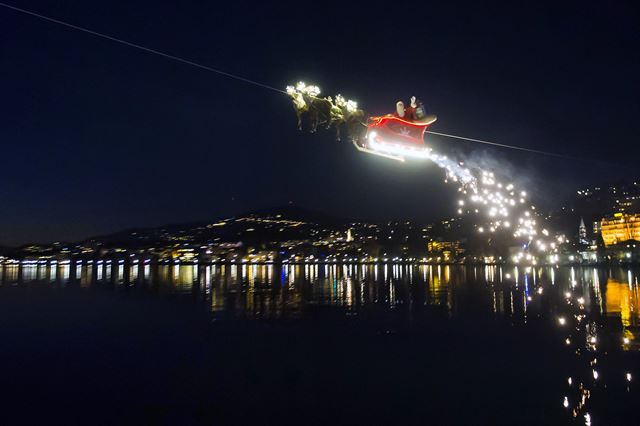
left=1, top=261, right=638, bottom=425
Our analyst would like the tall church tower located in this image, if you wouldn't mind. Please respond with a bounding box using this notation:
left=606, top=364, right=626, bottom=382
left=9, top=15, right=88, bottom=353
left=346, top=228, right=354, bottom=242
left=579, top=217, right=588, bottom=244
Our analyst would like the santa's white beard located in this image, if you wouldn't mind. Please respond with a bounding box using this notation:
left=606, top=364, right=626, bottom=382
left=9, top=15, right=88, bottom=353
left=396, top=103, right=405, bottom=117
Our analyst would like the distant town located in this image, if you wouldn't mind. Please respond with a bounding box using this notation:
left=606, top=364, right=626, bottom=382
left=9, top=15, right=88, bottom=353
left=2, top=180, right=640, bottom=266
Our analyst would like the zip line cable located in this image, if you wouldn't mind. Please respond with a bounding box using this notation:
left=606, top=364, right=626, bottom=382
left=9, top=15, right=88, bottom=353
left=426, top=130, right=565, bottom=157
left=426, top=130, right=578, bottom=160
left=425, top=130, right=629, bottom=168
left=0, top=2, right=286, bottom=94
left=0, top=2, right=629, bottom=167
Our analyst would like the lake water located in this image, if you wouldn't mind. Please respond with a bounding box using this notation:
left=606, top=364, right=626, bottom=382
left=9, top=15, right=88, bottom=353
left=1, top=262, right=638, bottom=425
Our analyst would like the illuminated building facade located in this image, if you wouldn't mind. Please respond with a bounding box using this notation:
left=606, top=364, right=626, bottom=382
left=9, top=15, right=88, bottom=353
left=428, top=240, right=465, bottom=261
left=601, top=213, right=640, bottom=247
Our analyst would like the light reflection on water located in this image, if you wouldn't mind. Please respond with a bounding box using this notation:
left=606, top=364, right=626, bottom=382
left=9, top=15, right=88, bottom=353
left=2, top=263, right=640, bottom=325
left=0, top=263, right=637, bottom=313
left=1, top=262, right=639, bottom=422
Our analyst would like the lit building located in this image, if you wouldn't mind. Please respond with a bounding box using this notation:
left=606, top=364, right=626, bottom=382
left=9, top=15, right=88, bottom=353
left=427, top=240, right=465, bottom=261
left=601, top=213, right=640, bottom=247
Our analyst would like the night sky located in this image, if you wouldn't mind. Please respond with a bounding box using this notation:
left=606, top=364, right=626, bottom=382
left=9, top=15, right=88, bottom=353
left=1, top=0, right=639, bottom=245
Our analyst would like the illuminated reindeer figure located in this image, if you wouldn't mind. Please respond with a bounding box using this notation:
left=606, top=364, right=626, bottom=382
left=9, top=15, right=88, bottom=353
left=287, top=82, right=338, bottom=133
left=286, top=84, right=310, bottom=131
left=287, top=82, right=368, bottom=144
left=334, top=94, right=368, bottom=144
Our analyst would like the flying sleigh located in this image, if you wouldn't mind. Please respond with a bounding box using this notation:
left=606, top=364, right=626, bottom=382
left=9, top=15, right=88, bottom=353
left=353, top=114, right=438, bottom=162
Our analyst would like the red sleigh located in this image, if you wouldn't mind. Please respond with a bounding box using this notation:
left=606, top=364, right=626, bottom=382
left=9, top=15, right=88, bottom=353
left=354, top=114, right=437, bottom=162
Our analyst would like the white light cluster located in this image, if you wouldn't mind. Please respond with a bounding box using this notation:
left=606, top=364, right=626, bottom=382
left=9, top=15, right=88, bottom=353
left=335, top=94, right=358, bottom=112
left=369, top=136, right=432, bottom=160
left=286, top=81, right=321, bottom=97
left=286, top=83, right=359, bottom=113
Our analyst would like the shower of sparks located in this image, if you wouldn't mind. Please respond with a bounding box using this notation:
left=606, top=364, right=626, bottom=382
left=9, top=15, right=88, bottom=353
left=425, top=152, right=563, bottom=261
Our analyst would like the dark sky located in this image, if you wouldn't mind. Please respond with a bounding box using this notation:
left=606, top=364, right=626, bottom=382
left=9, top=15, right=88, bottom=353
left=1, top=0, right=639, bottom=245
